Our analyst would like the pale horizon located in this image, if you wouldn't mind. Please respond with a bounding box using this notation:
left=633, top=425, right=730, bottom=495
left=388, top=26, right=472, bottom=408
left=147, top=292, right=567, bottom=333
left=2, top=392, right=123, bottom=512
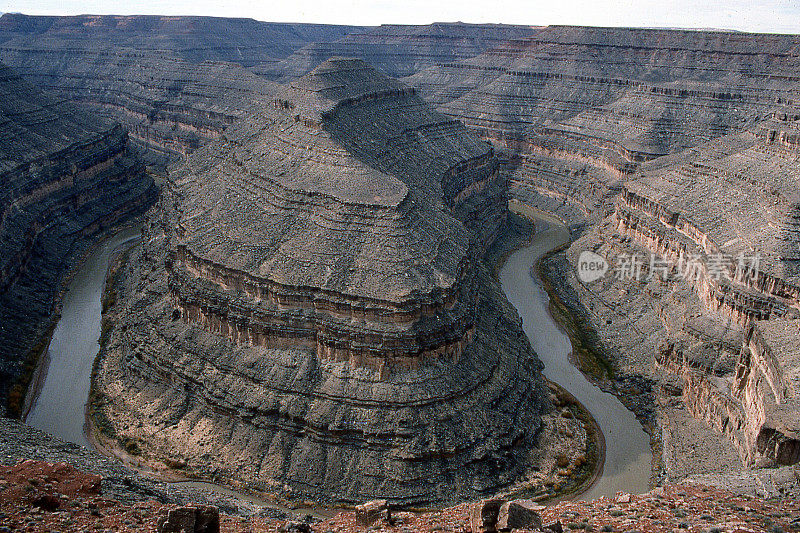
left=2, top=0, right=800, bottom=35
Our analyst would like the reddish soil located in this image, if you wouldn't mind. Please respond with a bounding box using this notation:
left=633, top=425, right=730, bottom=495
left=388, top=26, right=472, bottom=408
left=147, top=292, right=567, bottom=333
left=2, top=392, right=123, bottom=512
left=0, top=460, right=798, bottom=533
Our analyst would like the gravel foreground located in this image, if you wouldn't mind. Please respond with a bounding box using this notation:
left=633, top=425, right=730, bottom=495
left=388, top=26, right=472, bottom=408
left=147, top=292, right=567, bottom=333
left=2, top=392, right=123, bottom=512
left=1, top=419, right=799, bottom=533
left=1, top=459, right=799, bottom=533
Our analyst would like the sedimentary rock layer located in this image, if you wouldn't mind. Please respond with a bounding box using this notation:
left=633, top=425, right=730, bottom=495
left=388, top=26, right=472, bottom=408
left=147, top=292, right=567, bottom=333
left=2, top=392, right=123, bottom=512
left=406, top=25, right=800, bottom=219
left=94, top=59, right=545, bottom=504
left=257, top=23, right=538, bottom=80
left=405, top=25, right=800, bottom=485
left=0, top=62, right=155, bottom=415
left=528, top=111, right=800, bottom=478
left=0, top=14, right=363, bottom=66
left=0, top=15, right=534, bottom=168
left=0, top=14, right=364, bottom=166
left=612, top=122, right=800, bottom=468
left=0, top=35, right=283, bottom=165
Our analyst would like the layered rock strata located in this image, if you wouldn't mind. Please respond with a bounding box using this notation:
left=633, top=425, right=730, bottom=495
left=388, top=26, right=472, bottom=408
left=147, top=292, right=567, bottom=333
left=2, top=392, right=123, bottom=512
left=406, top=26, right=800, bottom=221
left=0, top=62, right=155, bottom=415
left=404, top=25, right=800, bottom=488
left=0, top=14, right=363, bottom=66
left=0, top=15, right=535, bottom=168
left=0, top=14, right=365, bottom=167
left=533, top=114, right=800, bottom=486
left=257, top=23, right=538, bottom=80
left=93, top=59, right=546, bottom=504
left=613, top=122, right=800, bottom=468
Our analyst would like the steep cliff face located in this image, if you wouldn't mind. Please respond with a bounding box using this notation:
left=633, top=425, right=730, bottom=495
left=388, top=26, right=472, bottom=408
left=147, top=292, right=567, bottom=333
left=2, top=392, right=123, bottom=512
left=0, top=62, right=155, bottom=416
left=0, top=14, right=363, bottom=66
left=400, top=25, right=800, bottom=487
left=612, top=121, right=800, bottom=469
left=0, top=15, right=534, bottom=169
left=93, top=59, right=546, bottom=505
left=14, top=54, right=282, bottom=166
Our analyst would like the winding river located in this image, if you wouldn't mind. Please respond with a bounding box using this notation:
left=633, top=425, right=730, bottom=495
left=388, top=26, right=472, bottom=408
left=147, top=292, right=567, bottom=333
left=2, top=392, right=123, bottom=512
left=499, top=210, right=651, bottom=499
left=25, top=227, right=142, bottom=447
left=24, top=208, right=651, bottom=502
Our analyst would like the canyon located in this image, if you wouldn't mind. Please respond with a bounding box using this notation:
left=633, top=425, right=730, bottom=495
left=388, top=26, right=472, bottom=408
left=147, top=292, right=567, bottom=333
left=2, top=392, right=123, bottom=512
left=90, top=57, right=554, bottom=505
left=0, top=11, right=799, bottom=518
left=0, top=59, right=155, bottom=419
left=406, top=26, right=800, bottom=489
left=0, top=15, right=532, bottom=168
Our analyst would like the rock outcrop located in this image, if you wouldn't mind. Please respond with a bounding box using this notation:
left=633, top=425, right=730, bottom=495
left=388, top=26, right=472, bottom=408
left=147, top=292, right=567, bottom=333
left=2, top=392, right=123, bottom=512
left=614, top=120, right=800, bottom=469
left=406, top=26, right=800, bottom=224
left=0, top=61, right=155, bottom=416
left=92, top=58, right=547, bottom=505
left=1, top=456, right=799, bottom=532
left=442, top=26, right=800, bottom=489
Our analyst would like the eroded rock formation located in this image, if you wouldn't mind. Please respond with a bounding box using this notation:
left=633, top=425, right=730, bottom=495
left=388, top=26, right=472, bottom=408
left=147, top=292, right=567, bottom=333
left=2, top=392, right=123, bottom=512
left=426, top=26, right=800, bottom=487
left=257, top=23, right=538, bottom=80
left=615, top=119, right=800, bottom=468
left=0, top=15, right=295, bottom=166
left=407, top=26, right=800, bottom=223
left=6, top=12, right=800, bottom=497
left=93, top=59, right=546, bottom=504
left=0, top=61, right=155, bottom=416
left=0, top=15, right=534, bottom=168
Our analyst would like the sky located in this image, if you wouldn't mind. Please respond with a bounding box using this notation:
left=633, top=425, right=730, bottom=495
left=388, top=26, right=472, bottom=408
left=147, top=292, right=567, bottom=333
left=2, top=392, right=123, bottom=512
left=2, top=0, right=800, bottom=34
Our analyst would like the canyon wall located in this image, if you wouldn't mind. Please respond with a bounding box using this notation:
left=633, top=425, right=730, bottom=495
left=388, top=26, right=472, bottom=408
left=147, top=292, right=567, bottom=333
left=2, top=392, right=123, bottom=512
left=0, top=15, right=534, bottom=169
left=406, top=25, right=800, bottom=221
left=419, top=26, right=800, bottom=483
left=257, top=23, right=538, bottom=80
left=0, top=15, right=297, bottom=167
left=5, top=13, right=800, bottom=492
left=0, top=62, right=155, bottom=416
left=0, top=14, right=363, bottom=66
left=614, top=122, right=800, bottom=469
left=0, top=15, right=368, bottom=167
left=92, top=59, right=547, bottom=505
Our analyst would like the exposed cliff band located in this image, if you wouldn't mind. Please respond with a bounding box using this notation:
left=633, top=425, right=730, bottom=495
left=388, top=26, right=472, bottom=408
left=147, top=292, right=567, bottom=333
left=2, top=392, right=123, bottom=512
left=0, top=61, right=155, bottom=416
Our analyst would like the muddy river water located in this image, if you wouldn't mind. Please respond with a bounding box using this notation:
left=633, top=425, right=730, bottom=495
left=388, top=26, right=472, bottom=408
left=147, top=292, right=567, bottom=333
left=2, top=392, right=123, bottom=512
left=24, top=211, right=651, bottom=502
left=499, top=210, right=651, bottom=499
left=25, top=227, right=142, bottom=447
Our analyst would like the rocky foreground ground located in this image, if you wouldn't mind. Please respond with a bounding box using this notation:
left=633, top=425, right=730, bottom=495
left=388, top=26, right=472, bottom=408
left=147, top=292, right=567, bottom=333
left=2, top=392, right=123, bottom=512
left=1, top=458, right=799, bottom=533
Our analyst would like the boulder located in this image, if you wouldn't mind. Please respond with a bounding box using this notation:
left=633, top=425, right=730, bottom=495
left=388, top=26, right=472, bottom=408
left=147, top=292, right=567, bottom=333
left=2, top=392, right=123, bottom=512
left=157, top=506, right=220, bottom=533
left=355, top=499, right=390, bottom=526
left=497, top=499, right=544, bottom=531
left=469, top=498, right=504, bottom=533
left=281, top=521, right=311, bottom=533
left=544, top=520, right=564, bottom=533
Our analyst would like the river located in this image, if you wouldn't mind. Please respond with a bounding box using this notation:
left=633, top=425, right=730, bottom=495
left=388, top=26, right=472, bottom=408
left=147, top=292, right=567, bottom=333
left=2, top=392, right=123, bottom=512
left=25, top=227, right=142, bottom=447
left=23, top=210, right=651, bottom=502
left=499, top=209, right=651, bottom=499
